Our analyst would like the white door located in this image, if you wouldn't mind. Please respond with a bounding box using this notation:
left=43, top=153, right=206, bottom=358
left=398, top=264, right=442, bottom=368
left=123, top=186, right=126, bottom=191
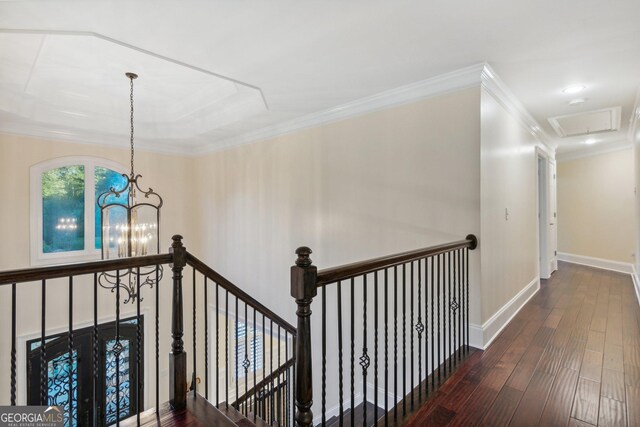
left=549, top=161, right=558, bottom=273
left=538, top=156, right=550, bottom=279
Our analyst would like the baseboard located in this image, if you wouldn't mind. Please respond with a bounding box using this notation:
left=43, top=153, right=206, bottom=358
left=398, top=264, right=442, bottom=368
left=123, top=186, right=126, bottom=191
left=469, top=277, right=540, bottom=349
left=558, top=252, right=634, bottom=274
left=633, top=271, right=640, bottom=306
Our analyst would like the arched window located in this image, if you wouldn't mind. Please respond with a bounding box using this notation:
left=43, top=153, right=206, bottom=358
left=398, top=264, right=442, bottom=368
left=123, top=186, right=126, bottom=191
left=30, top=157, right=128, bottom=265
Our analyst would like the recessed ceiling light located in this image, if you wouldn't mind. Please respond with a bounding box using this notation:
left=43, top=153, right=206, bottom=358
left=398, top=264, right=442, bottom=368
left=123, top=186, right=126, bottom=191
left=563, top=85, right=586, bottom=94
left=584, top=138, right=597, bottom=145
left=568, top=98, right=586, bottom=106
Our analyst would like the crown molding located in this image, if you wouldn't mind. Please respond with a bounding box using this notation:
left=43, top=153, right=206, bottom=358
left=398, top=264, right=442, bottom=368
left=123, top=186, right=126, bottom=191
left=555, top=140, right=631, bottom=163
left=480, top=64, right=553, bottom=154
left=0, top=128, right=196, bottom=157
left=198, top=63, right=488, bottom=154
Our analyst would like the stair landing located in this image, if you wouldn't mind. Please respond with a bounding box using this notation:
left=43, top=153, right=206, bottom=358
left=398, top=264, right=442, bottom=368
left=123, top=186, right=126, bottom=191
left=121, top=392, right=243, bottom=426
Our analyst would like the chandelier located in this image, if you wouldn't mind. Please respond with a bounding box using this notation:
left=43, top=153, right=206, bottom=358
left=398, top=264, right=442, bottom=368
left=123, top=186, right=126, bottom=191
left=97, top=72, right=163, bottom=303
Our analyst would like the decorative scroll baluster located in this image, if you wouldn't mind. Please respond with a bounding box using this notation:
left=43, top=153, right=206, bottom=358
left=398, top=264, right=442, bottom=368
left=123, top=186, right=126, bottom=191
left=244, top=303, right=250, bottom=415
left=416, top=260, right=423, bottom=403
left=410, top=261, right=415, bottom=409
left=169, top=235, right=187, bottom=410
left=235, top=297, right=239, bottom=409
left=290, top=246, right=317, bottom=427
left=374, top=272, right=379, bottom=424
left=361, top=274, right=369, bottom=427
left=448, top=251, right=452, bottom=372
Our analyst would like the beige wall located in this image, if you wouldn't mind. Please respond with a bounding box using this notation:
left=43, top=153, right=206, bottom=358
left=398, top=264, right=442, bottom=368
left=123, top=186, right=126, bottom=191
left=0, top=133, right=197, bottom=405
left=480, top=88, right=547, bottom=324
left=194, top=87, right=482, bottom=324
left=558, top=148, right=635, bottom=264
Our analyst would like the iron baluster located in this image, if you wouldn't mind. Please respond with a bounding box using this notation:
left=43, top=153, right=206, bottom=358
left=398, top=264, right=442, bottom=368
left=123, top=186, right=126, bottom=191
left=393, top=265, right=398, bottom=421
left=416, top=260, right=422, bottom=403
left=40, top=279, right=46, bottom=406
left=204, top=276, right=209, bottom=400
left=68, top=276, right=74, bottom=427
left=384, top=268, right=389, bottom=426
left=155, top=267, right=160, bottom=411
left=226, top=289, right=229, bottom=406
left=136, top=267, right=142, bottom=424
left=402, top=263, right=407, bottom=416
left=115, top=269, right=121, bottom=426
left=437, top=254, right=441, bottom=383
left=94, top=273, right=99, bottom=427
left=11, top=283, right=16, bottom=406
left=193, top=267, right=197, bottom=394
left=350, top=277, right=355, bottom=427
left=337, top=281, right=344, bottom=426
left=322, top=283, right=326, bottom=426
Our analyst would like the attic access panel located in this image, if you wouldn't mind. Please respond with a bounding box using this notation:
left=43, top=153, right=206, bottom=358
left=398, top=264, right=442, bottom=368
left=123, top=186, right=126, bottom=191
left=547, top=107, right=621, bottom=138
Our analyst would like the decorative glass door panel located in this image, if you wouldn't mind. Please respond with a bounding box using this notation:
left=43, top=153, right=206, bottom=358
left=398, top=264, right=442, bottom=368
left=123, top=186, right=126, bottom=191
left=28, top=317, right=143, bottom=427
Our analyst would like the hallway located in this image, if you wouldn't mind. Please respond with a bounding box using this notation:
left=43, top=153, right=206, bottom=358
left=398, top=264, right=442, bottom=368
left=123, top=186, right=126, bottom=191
left=405, top=262, right=640, bottom=426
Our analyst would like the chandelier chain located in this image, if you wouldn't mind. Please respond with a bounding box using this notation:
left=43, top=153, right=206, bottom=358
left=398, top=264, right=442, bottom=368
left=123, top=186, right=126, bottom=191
left=129, top=74, right=135, bottom=177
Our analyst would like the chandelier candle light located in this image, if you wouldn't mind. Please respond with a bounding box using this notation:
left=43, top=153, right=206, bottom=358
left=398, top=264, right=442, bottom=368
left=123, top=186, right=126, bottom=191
left=97, top=72, right=163, bottom=303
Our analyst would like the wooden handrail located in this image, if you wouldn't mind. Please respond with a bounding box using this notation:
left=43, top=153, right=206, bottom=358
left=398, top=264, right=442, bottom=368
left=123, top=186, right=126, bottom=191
left=231, top=357, right=295, bottom=408
left=0, top=253, right=173, bottom=286
left=316, top=234, right=477, bottom=286
left=186, top=252, right=297, bottom=335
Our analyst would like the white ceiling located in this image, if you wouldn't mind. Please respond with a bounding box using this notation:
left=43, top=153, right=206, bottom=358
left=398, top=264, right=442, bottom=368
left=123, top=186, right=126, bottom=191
left=0, top=0, right=639, bottom=156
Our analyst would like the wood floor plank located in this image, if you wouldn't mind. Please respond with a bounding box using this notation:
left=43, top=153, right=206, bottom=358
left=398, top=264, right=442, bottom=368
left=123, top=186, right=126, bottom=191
left=600, top=368, right=625, bottom=402
left=509, top=370, right=554, bottom=427
left=627, top=385, right=640, bottom=427
left=479, top=386, right=523, bottom=427
left=598, top=396, right=626, bottom=427
left=539, top=367, right=580, bottom=427
left=578, top=350, right=603, bottom=382
left=603, top=344, right=624, bottom=372
left=571, top=378, right=600, bottom=425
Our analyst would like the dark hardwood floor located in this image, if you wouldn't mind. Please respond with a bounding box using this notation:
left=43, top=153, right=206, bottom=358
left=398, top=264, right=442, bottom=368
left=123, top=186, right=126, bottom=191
left=405, top=261, right=640, bottom=427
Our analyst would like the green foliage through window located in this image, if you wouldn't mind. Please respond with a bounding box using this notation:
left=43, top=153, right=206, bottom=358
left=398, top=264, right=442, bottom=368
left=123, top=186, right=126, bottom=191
left=42, top=166, right=85, bottom=253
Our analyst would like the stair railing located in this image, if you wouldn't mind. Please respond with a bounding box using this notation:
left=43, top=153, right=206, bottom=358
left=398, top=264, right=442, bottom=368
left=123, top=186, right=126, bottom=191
left=0, top=235, right=296, bottom=427
left=290, top=235, right=478, bottom=427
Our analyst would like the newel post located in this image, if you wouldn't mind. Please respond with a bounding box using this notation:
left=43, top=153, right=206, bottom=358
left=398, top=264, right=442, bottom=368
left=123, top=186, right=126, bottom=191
left=291, top=247, right=317, bottom=427
left=169, top=235, right=187, bottom=410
